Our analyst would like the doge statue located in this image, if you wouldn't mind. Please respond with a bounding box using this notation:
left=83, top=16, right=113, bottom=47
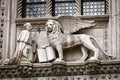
left=46, top=16, right=114, bottom=62
left=3, top=23, right=36, bottom=65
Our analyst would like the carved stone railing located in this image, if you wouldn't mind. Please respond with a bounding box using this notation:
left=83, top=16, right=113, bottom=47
left=0, top=60, right=120, bottom=79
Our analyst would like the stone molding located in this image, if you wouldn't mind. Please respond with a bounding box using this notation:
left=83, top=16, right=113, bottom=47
left=0, top=61, right=120, bottom=78
left=15, top=15, right=109, bottom=28
left=0, top=74, right=119, bottom=80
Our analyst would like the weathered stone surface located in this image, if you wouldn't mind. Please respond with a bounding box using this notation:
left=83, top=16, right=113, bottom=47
left=0, top=74, right=120, bottom=80
left=0, top=61, right=120, bottom=78
left=0, top=0, right=120, bottom=80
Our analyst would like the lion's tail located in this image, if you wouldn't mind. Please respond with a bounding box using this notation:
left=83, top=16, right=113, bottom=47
left=90, top=36, right=115, bottom=60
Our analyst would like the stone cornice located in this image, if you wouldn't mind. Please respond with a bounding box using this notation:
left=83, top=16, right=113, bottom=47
left=15, top=15, right=109, bottom=28
left=0, top=60, right=120, bottom=78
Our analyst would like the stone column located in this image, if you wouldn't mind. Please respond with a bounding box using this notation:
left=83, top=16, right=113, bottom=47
left=105, top=0, right=109, bottom=14
left=9, top=0, right=17, bottom=58
left=45, top=0, right=52, bottom=17
left=0, top=0, right=11, bottom=61
left=0, top=0, right=17, bottom=63
left=0, top=0, right=4, bottom=63
left=116, top=0, right=120, bottom=60
left=75, top=0, right=81, bottom=15
left=108, top=0, right=120, bottom=60
left=17, top=0, right=23, bottom=18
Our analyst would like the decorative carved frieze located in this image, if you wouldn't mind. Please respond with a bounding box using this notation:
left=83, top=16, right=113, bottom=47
left=0, top=61, right=120, bottom=78
left=0, top=74, right=119, bottom=80
left=18, top=65, right=33, bottom=77
left=32, top=63, right=53, bottom=77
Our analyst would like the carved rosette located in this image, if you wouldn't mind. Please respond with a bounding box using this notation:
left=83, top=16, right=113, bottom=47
left=75, top=0, right=81, bottom=15
left=46, top=0, right=52, bottom=17
left=17, top=0, right=23, bottom=18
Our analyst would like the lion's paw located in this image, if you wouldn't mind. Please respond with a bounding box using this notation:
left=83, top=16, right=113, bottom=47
left=3, top=59, right=10, bottom=65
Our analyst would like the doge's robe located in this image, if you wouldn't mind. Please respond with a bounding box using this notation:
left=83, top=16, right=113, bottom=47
left=13, top=30, right=33, bottom=63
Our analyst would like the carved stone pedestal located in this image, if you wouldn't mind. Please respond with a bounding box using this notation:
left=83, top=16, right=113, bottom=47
left=0, top=61, right=120, bottom=80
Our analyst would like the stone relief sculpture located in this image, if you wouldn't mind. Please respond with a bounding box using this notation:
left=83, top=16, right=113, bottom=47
left=3, top=17, right=115, bottom=65
left=46, top=16, right=114, bottom=62
left=3, top=23, right=36, bottom=65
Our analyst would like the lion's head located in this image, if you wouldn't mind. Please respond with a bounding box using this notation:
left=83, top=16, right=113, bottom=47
left=46, top=20, right=63, bottom=33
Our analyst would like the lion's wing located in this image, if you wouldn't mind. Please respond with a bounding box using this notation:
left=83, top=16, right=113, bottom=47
left=57, top=16, right=95, bottom=34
